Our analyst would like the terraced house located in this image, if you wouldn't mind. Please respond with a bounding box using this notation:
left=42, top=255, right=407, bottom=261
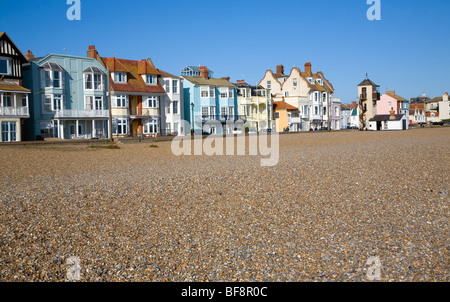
left=258, top=63, right=335, bottom=131
left=182, top=66, right=239, bottom=134
left=89, top=46, right=166, bottom=137
left=23, top=49, right=109, bottom=140
left=158, top=68, right=184, bottom=136
left=0, top=32, right=30, bottom=142
left=235, top=80, right=273, bottom=132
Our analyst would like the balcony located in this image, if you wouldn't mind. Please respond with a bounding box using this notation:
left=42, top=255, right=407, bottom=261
left=0, top=106, right=29, bottom=117
left=195, top=115, right=247, bottom=123
left=288, top=117, right=302, bottom=124
left=54, top=109, right=109, bottom=119
left=360, top=92, right=380, bottom=101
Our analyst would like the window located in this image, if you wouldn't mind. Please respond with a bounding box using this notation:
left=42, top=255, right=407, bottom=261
left=114, top=72, right=127, bottom=83
left=285, top=91, right=289, bottom=97
left=314, top=106, right=318, bottom=115
left=94, top=96, right=103, bottom=110
left=166, top=105, right=171, bottom=114
left=172, top=80, right=178, bottom=94
left=21, top=95, right=27, bottom=107
left=146, top=74, right=157, bottom=85
left=201, top=107, right=209, bottom=118
left=267, top=81, right=271, bottom=89
left=44, top=70, right=62, bottom=88
left=52, top=95, right=63, bottom=111
left=53, top=71, right=61, bottom=88
left=85, top=74, right=93, bottom=90
left=1, top=121, right=16, bottom=142
left=2, top=93, right=12, bottom=107
left=210, top=106, right=216, bottom=118
left=228, top=88, right=234, bottom=99
left=228, top=107, right=235, bottom=118
left=293, top=78, right=298, bottom=87
left=317, top=79, right=323, bottom=85
left=115, top=118, right=128, bottom=135
left=144, top=119, right=159, bottom=134
left=173, top=101, right=178, bottom=114
left=164, top=80, right=170, bottom=92
left=0, top=57, right=12, bottom=75
left=201, top=87, right=209, bottom=98
left=43, top=96, right=52, bottom=113
left=335, top=107, right=339, bottom=116
left=114, top=95, right=128, bottom=108
left=85, top=96, right=93, bottom=110
left=221, top=107, right=227, bottom=119
left=275, top=112, right=280, bottom=119
left=94, top=74, right=102, bottom=90
left=209, top=87, right=215, bottom=98
left=220, top=88, right=228, bottom=98
left=144, top=96, right=159, bottom=108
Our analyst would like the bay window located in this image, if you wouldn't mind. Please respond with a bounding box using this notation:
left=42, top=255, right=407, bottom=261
left=228, top=88, right=234, bottom=98
left=52, top=95, right=63, bottom=111
left=172, top=80, right=178, bottom=94
left=114, top=95, right=128, bottom=108
left=114, top=118, right=128, bottom=135
left=144, top=118, right=159, bottom=134
left=173, top=101, right=178, bottom=114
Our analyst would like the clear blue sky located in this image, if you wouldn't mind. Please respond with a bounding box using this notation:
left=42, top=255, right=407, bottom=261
left=1, top=0, right=449, bottom=103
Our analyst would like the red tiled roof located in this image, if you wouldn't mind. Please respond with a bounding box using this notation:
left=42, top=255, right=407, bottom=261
left=101, top=57, right=164, bottom=93
left=273, top=100, right=298, bottom=111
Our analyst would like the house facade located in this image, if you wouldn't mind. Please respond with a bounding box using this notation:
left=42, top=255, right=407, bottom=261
left=258, top=63, right=335, bottom=131
left=377, top=90, right=409, bottom=116
left=409, top=96, right=428, bottom=125
left=158, top=69, right=184, bottom=135
left=438, top=92, right=449, bottom=121
left=340, top=104, right=352, bottom=130
left=182, top=66, right=239, bottom=134
left=89, top=46, right=166, bottom=138
left=235, top=80, right=273, bottom=132
left=331, top=97, right=341, bottom=130
left=357, top=78, right=381, bottom=130
left=0, top=32, right=30, bottom=142
left=273, top=99, right=298, bottom=132
left=23, top=51, right=109, bottom=140
left=369, top=110, right=409, bottom=131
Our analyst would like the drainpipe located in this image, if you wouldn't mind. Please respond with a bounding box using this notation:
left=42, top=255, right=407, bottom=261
left=107, top=66, right=113, bottom=142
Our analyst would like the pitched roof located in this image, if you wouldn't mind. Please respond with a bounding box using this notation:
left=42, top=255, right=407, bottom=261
left=0, top=81, right=31, bottom=93
left=273, top=100, right=298, bottom=111
left=182, top=76, right=236, bottom=88
left=157, top=69, right=181, bottom=79
left=385, top=91, right=407, bottom=101
left=101, top=57, right=165, bottom=94
left=369, top=114, right=405, bottom=122
left=0, top=32, right=27, bottom=63
left=430, top=96, right=443, bottom=103
left=358, top=78, right=379, bottom=87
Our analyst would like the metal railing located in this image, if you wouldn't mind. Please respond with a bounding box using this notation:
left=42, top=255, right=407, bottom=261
left=53, top=109, right=109, bottom=118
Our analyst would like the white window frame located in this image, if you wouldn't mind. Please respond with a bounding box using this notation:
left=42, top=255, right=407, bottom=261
left=114, top=95, right=128, bottom=108
left=173, top=101, right=178, bottom=114
left=228, top=88, right=234, bottom=99
left=84, top=73, right=103, bottom=91
left=201, top=87, right=209, bottom=98
left=145, top=74, right=157, bottom=85
left=164, top=80, right=170, bottom=92
left=220, top=87, right=228, bottom=99
left=172, top=80, right=178, bottom=94
left=0, top=57, right=12, bottom=76
left=115, top=118, right=128, bottom=135
left=114, top=72, right=127, bottom=84
left=209, top=87, right=215, bottom=98
left=43, top=70, right=63, bottom=89
left=144, top=96, right=159, bottom=109
left=52, top=94, right=63, bottom=111
left=143, top=118, right=159, bottom=134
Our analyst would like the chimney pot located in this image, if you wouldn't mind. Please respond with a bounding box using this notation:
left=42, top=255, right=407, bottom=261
left=87, top=45, right=99, bottom=59
left=25, top=50, right=35, bottom=61
left=276, top=65, right=284, bottom=75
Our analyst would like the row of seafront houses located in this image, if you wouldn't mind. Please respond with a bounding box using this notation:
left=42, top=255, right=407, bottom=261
left=1, top=32, right=449, bottom=142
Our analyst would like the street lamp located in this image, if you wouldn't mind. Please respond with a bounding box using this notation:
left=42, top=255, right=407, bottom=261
left=191, top=102, right=195, bottom=135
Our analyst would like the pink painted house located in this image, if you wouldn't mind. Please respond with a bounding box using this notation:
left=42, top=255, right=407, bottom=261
left=377, top=90, right=409, bottom=116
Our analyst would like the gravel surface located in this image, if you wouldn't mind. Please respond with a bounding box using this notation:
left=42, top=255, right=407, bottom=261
left=0, top=128, right=448, bottom=282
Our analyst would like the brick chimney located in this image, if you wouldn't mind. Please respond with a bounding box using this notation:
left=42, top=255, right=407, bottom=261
left=386, top=90, right=395, bottom=96
left=25, top=50, right=34, bottom=61
left=305, top=62, right=312, bottom=75
left=236, top=80, right=246, bottom=85
left=389, top=108, right=396, bottom=120
left=87, top=45, right=99, bottom=59
left=138, top=59, right=148, bottom=74
left=276, top=65, right=284, bottom=75
left=444, top=92, right=449, bottom=102
left=199, top=66, right=209, bottom=80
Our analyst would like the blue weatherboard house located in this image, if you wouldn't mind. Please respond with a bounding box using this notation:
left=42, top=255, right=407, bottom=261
left=182, top=66, right=240, bottom=134
left=23, top=53, right=109, bottom=140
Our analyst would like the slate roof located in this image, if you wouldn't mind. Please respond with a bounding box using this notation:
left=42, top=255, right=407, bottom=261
left=157, top=69, right=181, bottom=79
left=358, top=78, right=379, bottom=87
left=369, top=114, right=404, bottom=122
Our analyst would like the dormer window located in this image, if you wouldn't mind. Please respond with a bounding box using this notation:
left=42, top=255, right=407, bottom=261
left=308, top=78, right=314, bottom=84
left=317, top=79, right=323, bottom=85
left=41, top=62, right=64, bottom=89
left=0, top=57, right=12, bottom=76
left=114, top=72, right=127, bottom=83
left=145, top=74, right=157, bottom=85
